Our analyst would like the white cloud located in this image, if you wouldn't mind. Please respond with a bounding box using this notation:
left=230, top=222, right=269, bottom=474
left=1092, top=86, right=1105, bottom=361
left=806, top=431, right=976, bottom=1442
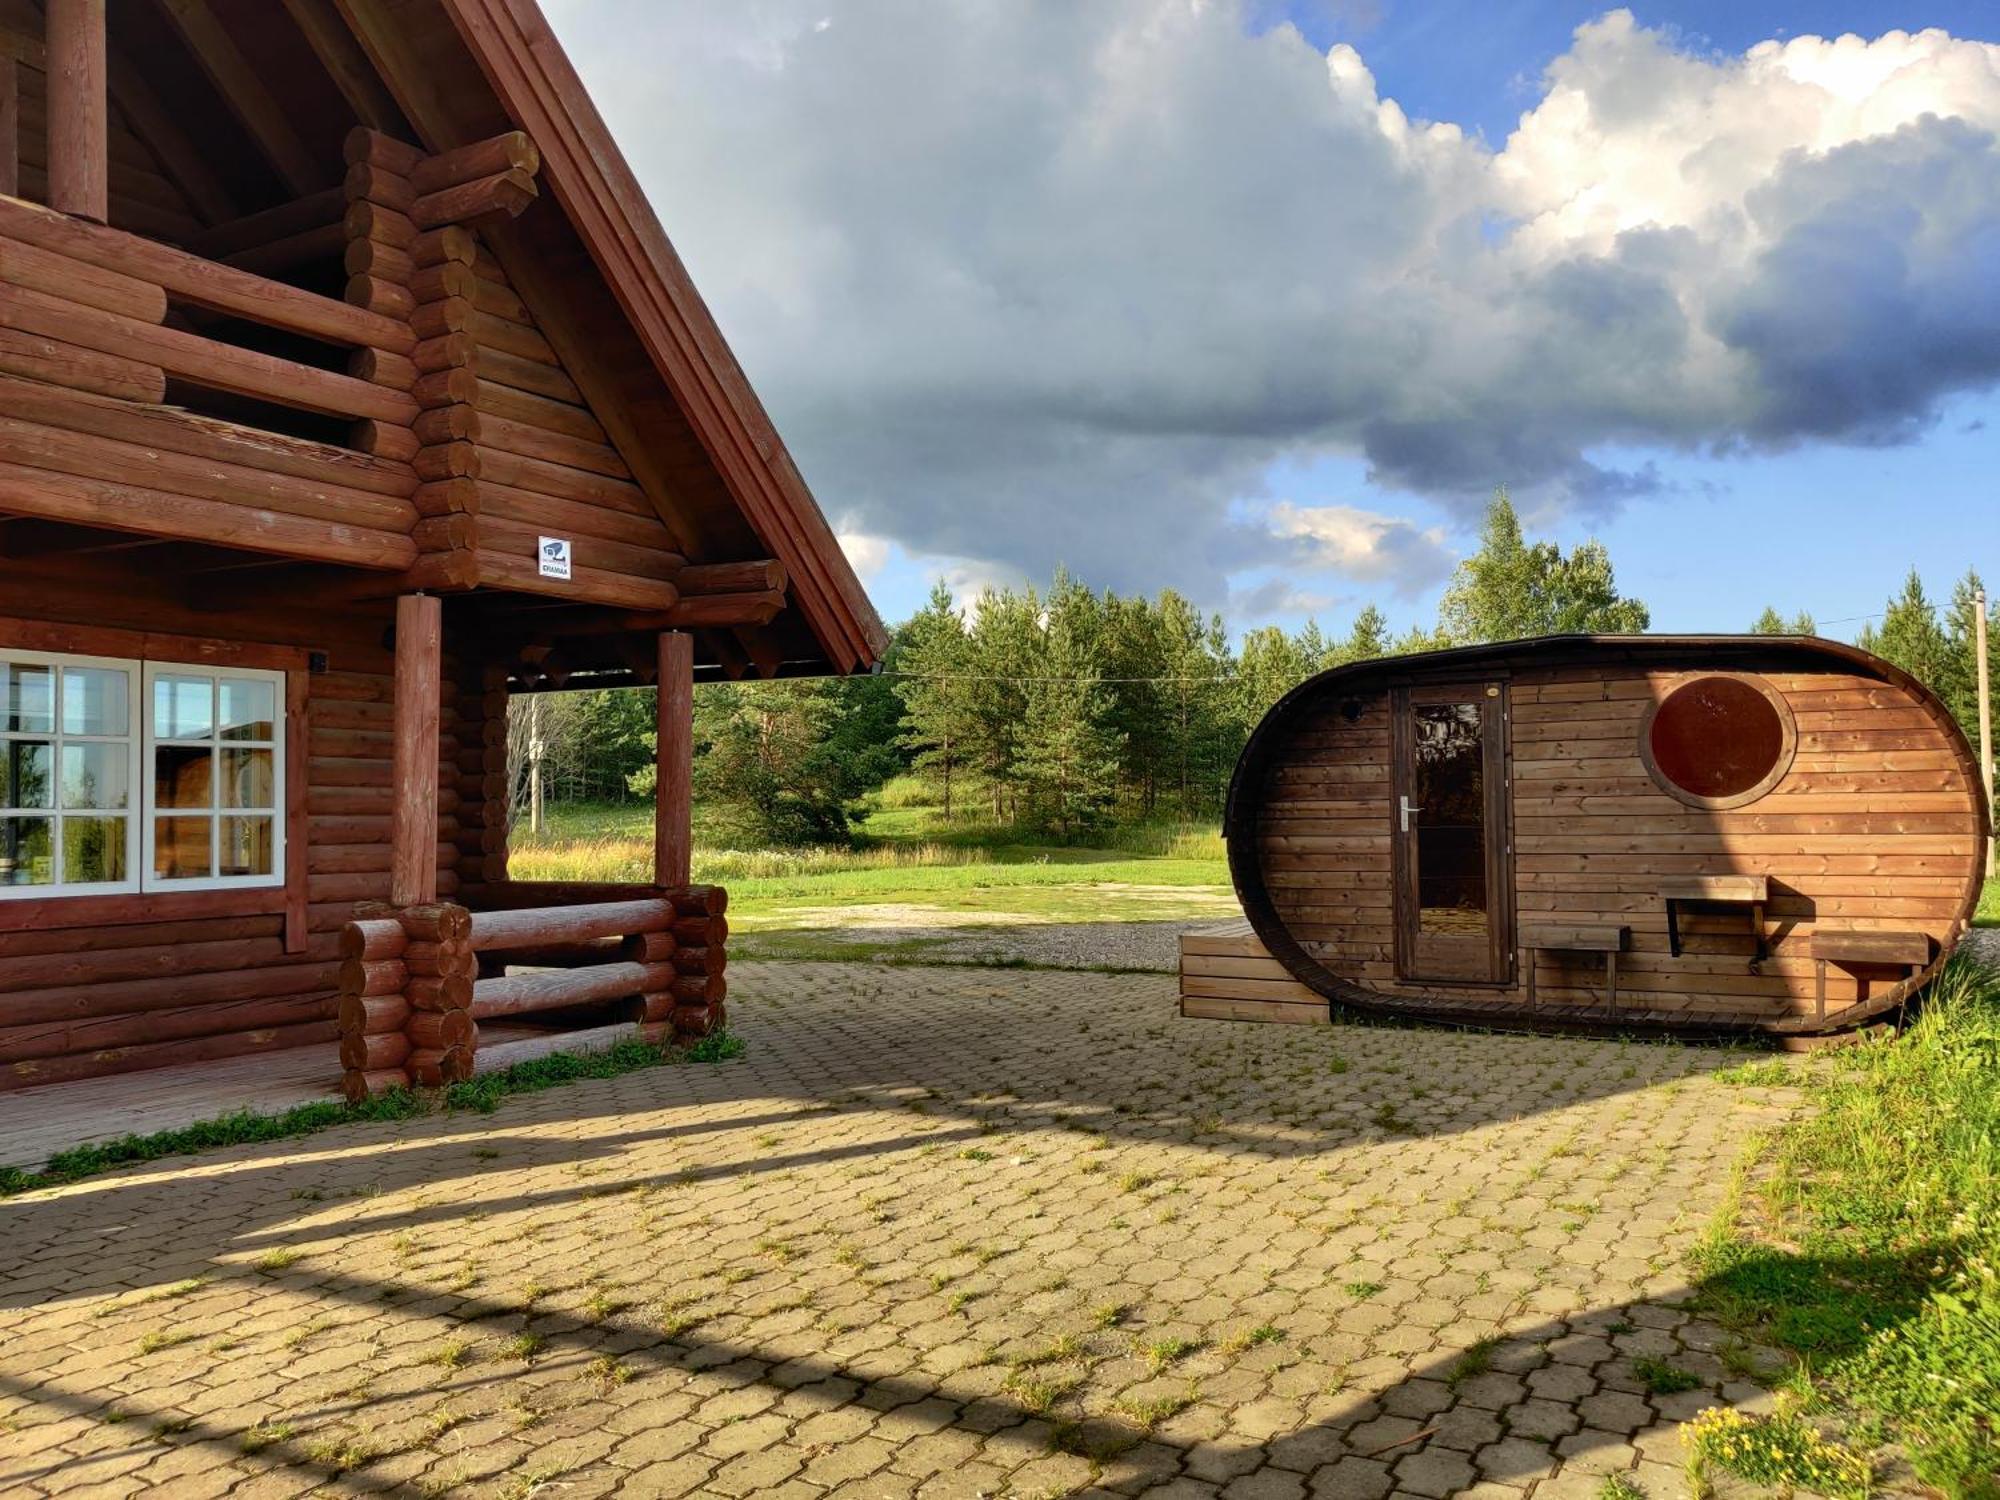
left=1262, top=503, right=1452, bottom=593
left=834, top=525, right=890, bottom=581
left=547, top=2, right=2000, bottom=603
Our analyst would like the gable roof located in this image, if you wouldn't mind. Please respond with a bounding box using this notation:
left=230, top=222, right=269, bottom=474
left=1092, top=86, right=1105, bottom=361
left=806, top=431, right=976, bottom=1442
left=339, top=0, right=888, bottom=675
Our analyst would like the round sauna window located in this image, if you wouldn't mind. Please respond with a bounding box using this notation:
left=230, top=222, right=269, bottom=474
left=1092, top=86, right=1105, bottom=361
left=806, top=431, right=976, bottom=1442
left=1640, top=674, right=1796, bottom=809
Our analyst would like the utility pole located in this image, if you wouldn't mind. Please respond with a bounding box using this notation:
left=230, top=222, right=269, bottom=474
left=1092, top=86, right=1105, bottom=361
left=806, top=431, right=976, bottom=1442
left=1977, top=587, right=1993, bottom=870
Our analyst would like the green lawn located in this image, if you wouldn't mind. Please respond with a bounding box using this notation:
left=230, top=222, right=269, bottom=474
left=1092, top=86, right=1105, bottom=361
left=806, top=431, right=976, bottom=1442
left=1691, top=956, right=2000, bottom=1497
left=1978, top=876, right=1999, bottom=928
left=506, top=798, right=1233, bottom=928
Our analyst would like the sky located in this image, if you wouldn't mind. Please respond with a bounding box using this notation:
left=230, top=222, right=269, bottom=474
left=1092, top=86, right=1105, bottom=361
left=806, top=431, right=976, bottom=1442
left=542, top=1, right=2000, bottom=645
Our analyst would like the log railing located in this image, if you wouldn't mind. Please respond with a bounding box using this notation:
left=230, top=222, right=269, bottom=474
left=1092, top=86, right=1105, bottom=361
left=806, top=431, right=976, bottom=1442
left=0, top=191, right=423, bottom=568
left=336, top=884, right=728, bottom=1100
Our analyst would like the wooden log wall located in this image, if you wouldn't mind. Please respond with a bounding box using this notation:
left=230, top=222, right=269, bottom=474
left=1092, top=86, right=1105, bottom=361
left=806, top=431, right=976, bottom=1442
left=0, top=574, right=469, bottom=1089
left=1251, top=662, right=1983, bottom=1026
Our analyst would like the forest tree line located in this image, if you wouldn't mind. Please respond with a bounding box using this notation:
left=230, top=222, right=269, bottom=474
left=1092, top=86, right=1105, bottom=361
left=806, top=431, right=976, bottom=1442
left=515, top=492, right=1990, bottom=848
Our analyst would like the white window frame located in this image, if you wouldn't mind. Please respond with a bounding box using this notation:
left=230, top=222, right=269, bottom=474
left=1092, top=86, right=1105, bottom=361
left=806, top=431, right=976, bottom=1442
left=0, top=650, right=287, bottom=901
left=0, top=648, right=143, bottom=899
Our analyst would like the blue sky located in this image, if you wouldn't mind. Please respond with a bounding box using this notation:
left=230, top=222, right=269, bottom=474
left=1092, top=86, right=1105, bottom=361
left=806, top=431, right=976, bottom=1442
left=843, top=3, right=1998, bottom=643
left=551, top=3, right=2000, bottom=645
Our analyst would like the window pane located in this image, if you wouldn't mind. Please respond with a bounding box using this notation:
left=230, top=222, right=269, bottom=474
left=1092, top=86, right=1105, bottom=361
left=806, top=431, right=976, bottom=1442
left=153, top=675, right=213, bottom=740
left=0, top=816, right=53, bottom=885
left=218, top=679, right=276, bottom=742
left=2, top=664, right=52, bottom=734
left=61, top=743, right=129, bottom=810
left=62, top=666, right=130, bottom=737
left=153, top=816, right=212, bottom=879
left=220, top=747, right=274, bottom=809
left=155, top=746, right=214, bottom=809
left=219, top=816, right=274, bottom=877
left=62, top=817, right=127, bottom=884
left=2, top=741, right=52, bottom=810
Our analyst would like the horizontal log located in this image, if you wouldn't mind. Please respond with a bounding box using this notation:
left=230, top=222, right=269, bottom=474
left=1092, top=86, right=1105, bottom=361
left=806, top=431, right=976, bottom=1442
left=475, top=378, right=605, bottom=445
left=0, top=414, right=419, bottom=531
left=406, top=1043, right=472, bottom=1086
left=0, top=282, right=419, bottom=424
left=345, top=235, right=415, bottom=283
left=0, top=234, right=165, bottom=321
left=676, top=559, right=788, bottom=597
left=411, top=168, right=537, bottom=228
left=0, top=991, right=336, bottom=1064
left=348, top=346, right=417, bottom=391
left=476, top=443, right=650, bottom=512
left=468, top=899, right=676, bottom=951
left=0, top=324, right=163, bottom=401
left=673, top=886, right=730, bottom=918
left=411, top=225, right=477, bottom=268
left=620, top=992, right=675, bottom=1024
left=478, top=341, right=580, bottom=404
left=343, top=126, right=425, bottom=176
left=0, top=960, right=336, bottom=1028
left=479, top=411, right=630, bottom=478
left=344, top=1066, right=409, bottom=1102
left=0, top=197, right=412, bottom=353
left=338, top=993, right=411, bottom=1034
left=620, top=931, right=677, bottom=964
left=472, top=961, right=675, bottom=1019
left=671, top=1002, right=724, bottom=1037
left=189, top=188, right=346, bottom=260
left=479, top=514, right=682, bottom=580
left=478, top=551, right=680, bottom=611
left=338, top=957, right=408, bottom=998
left=671, top=972, right=726, bottom=1006
left=471, top=1021, right=643, bottom=1077
left=406, top=1008, right=476, bottom=1050
left=478, top=479, right=673, bottom=550
left=3, top=1018, right=337, bottom=1092
left=399, top=903, right=473, bottom=943
left=673, top=945, right=723, bottom=976
left=345, top=160, right=414, bottom=214
left=407, top=973, right=474, bottom=1012
left=340, top=1030, right=411, bottom=1071
left=669, top=915, right=728, bottom=947
left=219, top=222, right=346, bottom=279
left=412, top=132, right=540, bottom=195
left=470, top=880, right=663, bottom=908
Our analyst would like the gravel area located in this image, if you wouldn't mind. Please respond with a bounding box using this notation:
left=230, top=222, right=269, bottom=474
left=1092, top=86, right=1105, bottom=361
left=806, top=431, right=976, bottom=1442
left=740, top=918, right=1207, bottom=970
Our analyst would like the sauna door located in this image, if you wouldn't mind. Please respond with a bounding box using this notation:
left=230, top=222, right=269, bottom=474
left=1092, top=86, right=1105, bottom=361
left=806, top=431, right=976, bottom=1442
left=1390, top=683, right=1512, bottom=984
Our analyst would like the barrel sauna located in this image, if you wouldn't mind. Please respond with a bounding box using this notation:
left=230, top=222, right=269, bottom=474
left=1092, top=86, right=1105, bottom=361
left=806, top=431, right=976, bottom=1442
left=1215, top=636, right=1989, bottom=1037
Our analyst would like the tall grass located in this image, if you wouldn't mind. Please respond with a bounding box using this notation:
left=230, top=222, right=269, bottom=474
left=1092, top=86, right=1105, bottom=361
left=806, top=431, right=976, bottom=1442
left=1693, top=956, right=2000, bottom=1496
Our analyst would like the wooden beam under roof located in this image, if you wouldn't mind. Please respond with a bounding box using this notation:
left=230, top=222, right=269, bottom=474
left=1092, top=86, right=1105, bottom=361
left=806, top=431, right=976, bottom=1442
left=152, top=0, right=325, bottom=196
left=277, top=0, right=403, bottom=133
left=106, top=42, right=237, bottom=224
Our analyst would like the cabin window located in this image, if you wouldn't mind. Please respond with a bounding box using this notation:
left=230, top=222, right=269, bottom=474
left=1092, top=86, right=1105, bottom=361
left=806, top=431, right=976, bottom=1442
left=0, top=651, right=284, bottom=899
left=1640, top=673, right=1796, bottom=810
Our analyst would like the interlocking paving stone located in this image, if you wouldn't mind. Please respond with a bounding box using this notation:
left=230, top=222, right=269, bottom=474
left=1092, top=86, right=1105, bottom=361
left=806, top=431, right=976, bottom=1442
left=0, top=961, right=1812, bottom=1497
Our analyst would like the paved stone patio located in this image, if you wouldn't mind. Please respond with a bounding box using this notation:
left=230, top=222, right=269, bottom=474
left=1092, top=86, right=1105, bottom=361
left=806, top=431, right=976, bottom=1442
left=0, top=962, right=1800, bottom=1499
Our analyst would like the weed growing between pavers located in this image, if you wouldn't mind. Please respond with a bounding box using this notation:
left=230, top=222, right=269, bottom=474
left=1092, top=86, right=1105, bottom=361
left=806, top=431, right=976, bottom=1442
left=0, top=1031, right=747, bottom=1197
left=1684, top=1404, right=1871, bottom=1499
left=1691, top=956, right=2000, bottom=1497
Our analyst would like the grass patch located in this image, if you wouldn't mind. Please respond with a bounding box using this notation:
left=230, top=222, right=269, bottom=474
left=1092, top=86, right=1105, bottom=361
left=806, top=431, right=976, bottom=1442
left=1712, top=1058, right=1792, bottom=1087
left=1630, top=1356, right=1701, bottom=1395
left=1689, top=956, right=2000, bottom=1497
left=0, top=1032, right=745, bottom=1197
left=1444, top=1336, right=1499, bottom=1389
left=1596, top=1476, right=1646, bottom=1500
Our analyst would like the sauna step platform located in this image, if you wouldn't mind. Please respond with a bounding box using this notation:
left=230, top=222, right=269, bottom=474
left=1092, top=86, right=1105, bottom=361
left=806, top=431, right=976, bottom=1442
left=1179, top=920, right=1329, bottom=1025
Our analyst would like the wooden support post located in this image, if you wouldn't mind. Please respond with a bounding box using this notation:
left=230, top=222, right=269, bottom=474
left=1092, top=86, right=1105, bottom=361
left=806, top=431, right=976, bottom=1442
left=46, top=0, right=108, bottom=222
left=391, top=593, right=443, bottom=907
left=656, top=631, right=693, bottom=888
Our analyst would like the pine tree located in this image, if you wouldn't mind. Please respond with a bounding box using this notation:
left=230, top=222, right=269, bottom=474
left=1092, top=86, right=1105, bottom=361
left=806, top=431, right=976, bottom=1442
left=1338, top=605, right=1392, bottom=663
left=1751, top=607, right=1817, bottom=635
left=1017, top=575, right=1122, bottom=839
left=1438, top=488, right=1649, bottom=642
left=962, top=585, right=1042, bottom=821
left=1938, top=569, right=1987, bottom=740
left=894, top=583, right=977, bottom=820
left=1868, top=569, right=1952, bottom=693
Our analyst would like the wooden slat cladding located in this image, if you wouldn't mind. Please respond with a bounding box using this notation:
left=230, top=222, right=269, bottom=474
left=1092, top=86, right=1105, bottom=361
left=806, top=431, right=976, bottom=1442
left=0, top=574, right=472, bottom=1089
left=1230, top=640, right=1986, bottom=1036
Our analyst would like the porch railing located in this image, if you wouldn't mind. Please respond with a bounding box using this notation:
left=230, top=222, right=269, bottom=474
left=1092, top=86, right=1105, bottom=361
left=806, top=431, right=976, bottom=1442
left=336, top=884, right=728, bottom=1100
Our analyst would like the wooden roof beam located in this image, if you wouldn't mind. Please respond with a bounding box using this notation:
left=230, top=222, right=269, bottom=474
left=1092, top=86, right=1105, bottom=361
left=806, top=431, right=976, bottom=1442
left=106, top=43, right=236, bottom=224
left=153, top=0, right=326, bottom=196
left=277, top=0, right=404, bottom=133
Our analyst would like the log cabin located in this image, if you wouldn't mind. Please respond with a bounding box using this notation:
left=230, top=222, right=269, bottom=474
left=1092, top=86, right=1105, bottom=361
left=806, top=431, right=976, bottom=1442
left=0, top=0, right=887, bottom=1097
left=1188, top=636, right=1989, bottom=1037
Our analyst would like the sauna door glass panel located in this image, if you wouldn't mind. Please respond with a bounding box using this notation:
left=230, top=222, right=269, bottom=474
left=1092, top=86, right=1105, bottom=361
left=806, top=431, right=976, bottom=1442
left=1393, top=686, right=1509, bottom=983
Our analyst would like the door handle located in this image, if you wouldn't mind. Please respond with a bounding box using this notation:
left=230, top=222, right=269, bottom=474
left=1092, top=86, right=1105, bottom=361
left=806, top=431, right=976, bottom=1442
left=1399, top=796, right=1420, bottom=832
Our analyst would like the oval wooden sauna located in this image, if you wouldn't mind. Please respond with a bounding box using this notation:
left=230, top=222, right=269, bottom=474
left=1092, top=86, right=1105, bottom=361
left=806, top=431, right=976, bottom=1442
left=1221, top=636, right=1989, bottom=1036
